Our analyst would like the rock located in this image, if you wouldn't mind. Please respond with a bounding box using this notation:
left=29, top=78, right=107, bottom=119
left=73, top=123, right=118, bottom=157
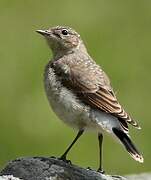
left=0, top=175, right=22, bottom=180
left=126, top=173, right=151, bottom=180
left=0, top=157, right=126, bottom=180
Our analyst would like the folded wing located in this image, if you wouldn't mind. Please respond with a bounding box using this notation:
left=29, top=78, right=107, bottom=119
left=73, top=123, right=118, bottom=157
left=53, top=58, right=140, bottom=131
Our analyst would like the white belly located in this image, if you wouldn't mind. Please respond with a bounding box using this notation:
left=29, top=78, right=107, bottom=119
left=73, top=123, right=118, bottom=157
left=44, top=65, right=94, bottom=130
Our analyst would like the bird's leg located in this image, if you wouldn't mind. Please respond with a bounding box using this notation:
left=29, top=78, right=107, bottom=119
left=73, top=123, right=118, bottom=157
left=60, top=129, right=84, bottom=162
left=97, top=133, right=105, bottom=173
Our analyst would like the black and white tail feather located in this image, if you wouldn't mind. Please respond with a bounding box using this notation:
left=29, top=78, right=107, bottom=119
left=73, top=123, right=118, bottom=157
left=112, top=127, right=144, bottom=163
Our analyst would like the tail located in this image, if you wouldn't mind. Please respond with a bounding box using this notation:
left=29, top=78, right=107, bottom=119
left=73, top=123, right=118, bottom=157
left=112, top=128, right=144, bottom=163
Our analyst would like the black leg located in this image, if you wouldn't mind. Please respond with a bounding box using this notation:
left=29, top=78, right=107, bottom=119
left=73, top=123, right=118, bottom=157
left=97, top=133, right=105, bottom=173
left=60, top=129, right=84, bottom=161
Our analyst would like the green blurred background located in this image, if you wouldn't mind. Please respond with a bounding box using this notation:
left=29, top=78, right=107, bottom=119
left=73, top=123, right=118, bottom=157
left=0, top=0, right=150, bottom=175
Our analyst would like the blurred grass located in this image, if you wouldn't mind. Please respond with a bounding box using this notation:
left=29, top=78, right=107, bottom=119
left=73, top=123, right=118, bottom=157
left=0, top=0, right=150, bottom=174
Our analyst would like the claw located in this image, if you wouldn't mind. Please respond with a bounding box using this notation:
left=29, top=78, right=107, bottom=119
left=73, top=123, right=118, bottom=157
left=97, top=168, right=105, bottom=174
left=58, top=156, right=72, bottom=164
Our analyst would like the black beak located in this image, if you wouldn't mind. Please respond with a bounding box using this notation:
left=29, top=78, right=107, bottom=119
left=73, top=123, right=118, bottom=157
left=36, top=30, right=50, bottom=36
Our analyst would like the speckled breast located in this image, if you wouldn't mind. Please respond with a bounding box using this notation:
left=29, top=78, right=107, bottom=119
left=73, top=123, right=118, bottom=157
left=44, top=63, right=91, bottom=129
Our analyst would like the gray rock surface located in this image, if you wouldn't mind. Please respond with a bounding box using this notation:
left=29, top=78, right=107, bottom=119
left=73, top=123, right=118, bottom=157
left=126, top=173, right=151, bottom=180
left=0, top=157, right=150, bottom=180
left=0, top=175, right=22, bottom=180
left=0, top=157, right=126, bottom=180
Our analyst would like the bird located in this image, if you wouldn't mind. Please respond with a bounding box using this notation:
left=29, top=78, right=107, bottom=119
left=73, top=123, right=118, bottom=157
left=36, top=26, right=144, bottom=172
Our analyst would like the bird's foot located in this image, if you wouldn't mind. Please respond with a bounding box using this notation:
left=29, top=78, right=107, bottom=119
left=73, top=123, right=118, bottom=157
left=97, top=168, right=105, bottom=174
left=58, top=155, right=72, bottom=164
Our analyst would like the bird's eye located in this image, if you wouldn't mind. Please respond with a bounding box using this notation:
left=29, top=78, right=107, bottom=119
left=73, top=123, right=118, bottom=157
left=62, top=29, right=68, bottom=35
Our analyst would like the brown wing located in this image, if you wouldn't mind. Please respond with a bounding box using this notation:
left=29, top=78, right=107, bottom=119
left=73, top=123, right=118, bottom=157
left=53, top=58, right=140, bottom=130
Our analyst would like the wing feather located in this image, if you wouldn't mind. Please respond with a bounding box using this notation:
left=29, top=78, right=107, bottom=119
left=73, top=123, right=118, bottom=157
left=52, top=58, right=140, bottom=130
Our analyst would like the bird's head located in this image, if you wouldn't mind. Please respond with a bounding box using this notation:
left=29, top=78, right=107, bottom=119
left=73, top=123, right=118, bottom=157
left=36, top=26, right=87, bottom=57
